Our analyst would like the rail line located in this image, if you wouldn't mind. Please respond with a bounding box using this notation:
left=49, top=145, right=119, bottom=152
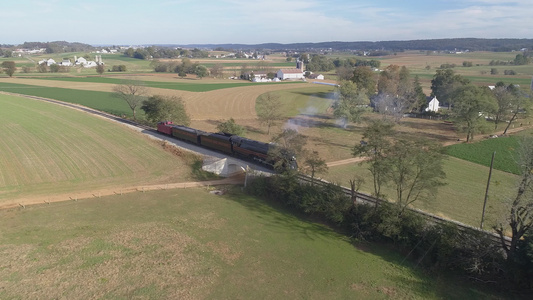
left=2, top=91, right=512, bottom=247
left=297, top=174, right=512, bottom=247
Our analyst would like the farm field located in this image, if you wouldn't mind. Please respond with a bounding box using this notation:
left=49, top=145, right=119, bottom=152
left=446, top=133, right=525, bottom=175
left=0, top=188, right=504, bottom=299
left=27, top=76, right=303, bottom=92
left=324, top=156, right=519, bottom=227
left=0, top=78, right=312, bottom=121
left=0, top=93, right=189, bottom=204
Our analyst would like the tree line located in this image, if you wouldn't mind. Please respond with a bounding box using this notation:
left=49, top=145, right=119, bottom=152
left=246, top=128, right=533, bottom=292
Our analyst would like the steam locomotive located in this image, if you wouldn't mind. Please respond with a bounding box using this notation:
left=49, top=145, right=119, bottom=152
left=157, top=121, right=297, bottom=170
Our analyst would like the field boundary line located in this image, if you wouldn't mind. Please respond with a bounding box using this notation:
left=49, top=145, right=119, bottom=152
left=0, top=176, right=244, bottom=211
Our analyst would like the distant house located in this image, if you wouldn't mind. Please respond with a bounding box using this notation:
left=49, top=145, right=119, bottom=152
left=59, top=58, right=72, bottom=67
left=38, top=58, right=56, bottom=66
left=425, top=96, right=439, bottom=112
left=74, top=56, right=87, bottom=65
left=252, top=71, right=268, bottom=81
left=308, top=74, right=324, bottom=80
left=83, top=61, right=98, bottom=68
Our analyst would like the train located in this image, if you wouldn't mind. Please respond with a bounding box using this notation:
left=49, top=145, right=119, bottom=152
left=157, top=121, right=297, bottom=170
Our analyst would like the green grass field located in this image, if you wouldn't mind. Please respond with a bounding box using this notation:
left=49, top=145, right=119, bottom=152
left=0, top=188, right=504, bottom=299
left=324, top=156, right=518, bottom=227
left=446, top=134, right=522, bottom=174
left=27, top=76, right=303, bottom=92
left=0, top=93, right=188, bottom=202
left=0, top=82, right=135, bottom=117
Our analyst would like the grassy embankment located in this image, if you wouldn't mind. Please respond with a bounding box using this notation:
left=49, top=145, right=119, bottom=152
left=0, top=188, right=505, bottom=299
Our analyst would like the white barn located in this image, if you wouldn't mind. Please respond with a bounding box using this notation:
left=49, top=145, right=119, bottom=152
left=425, top=96, right=440, bottom=112
left=277, top=68, right=304, bottom=80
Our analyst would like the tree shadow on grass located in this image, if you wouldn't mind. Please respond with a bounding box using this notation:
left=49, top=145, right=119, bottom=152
left=289, top=91, right=335, bottom=100
left=223, top=190, right=342, bottom=242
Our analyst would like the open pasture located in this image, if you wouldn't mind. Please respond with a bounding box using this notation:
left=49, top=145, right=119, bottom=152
left=0, top=93, right=188, bottom=204
left=324, top=156, right=518, bottom=227
left=0, top=188, right=501, bottom=299
left=30, top=76, right=303, bottom=92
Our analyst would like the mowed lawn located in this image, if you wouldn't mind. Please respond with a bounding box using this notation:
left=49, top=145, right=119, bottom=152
left=0, top=93, right=188, bottom=203
left=0, top=188, right=501, bottom=299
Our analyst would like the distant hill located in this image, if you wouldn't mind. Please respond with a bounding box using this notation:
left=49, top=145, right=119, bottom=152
left=151, top=38, right=533, bottom=52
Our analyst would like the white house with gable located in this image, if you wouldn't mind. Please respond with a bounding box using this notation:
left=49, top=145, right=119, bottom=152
left=425, top=96, right=439, bottom=112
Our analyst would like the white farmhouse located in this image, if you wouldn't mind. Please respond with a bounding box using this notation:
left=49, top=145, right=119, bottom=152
left=308, top=74, right=324, bottom=80
left=74, top=56, right=87, bottom=65
left=59, top=58, right=72, bottom=67
left=425, top=96, right=440, bottom=112
left=38, top=58, right=57, bottom=66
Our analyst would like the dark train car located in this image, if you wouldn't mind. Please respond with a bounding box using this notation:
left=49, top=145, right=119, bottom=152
left=199, top=133, right=233, bottom=154
left=230, top=136, right=270, bottom=162
left=157, top=121, right=173, bottom=135
left=171, top=125, right=202, bottom=144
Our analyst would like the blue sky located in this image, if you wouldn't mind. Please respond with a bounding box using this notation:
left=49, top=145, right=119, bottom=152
left=4, top=0, right=532, bottom=45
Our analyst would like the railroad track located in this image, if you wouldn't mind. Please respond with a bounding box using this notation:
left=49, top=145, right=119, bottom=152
left=297, top=174, right=511, bottom=247
left=3, top=91, right=511, bottom=247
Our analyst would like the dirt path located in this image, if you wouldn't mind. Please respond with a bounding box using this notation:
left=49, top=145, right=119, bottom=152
left=0, top=175, right=245, bottom=211
left=326, top=157, right=369, bottom=167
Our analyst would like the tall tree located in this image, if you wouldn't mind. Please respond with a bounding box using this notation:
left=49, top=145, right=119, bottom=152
left=256, top=92, right=283, bottom=135
left=112, top=80, right=148, bottom=120
left=216, top=118, right=246, bottom=136
left=377, top=65, right=400, bottom=96
left=374, top=65, right=418, bottom=120
left=412, top=75, right=427, bottom=112
left=351, top=66, right=376, bottom=97
left=491, top=82, right=530, bottom=134
left=141, top=95, right=190, bottom=126
left=353, top=120, right=395, bottom=199
left=451, top=84, right=497, bottom=142
left=303, top=151, right=328, bottom=183
left=430, top=68, right=470, bottom=107
left=195, top=65, right=208, bottom=79
left=96, top=64, right=105, bottom=76
left=1, top=61, right=16, bottom=77
left=333, top=80, right=369, bottom=128
left=386, top=138, right=446, bottom=212
left=494, top=137, right=533, bottom=263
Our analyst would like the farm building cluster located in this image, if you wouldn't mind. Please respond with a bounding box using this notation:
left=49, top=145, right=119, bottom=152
left=245, top=61, right=324, bottom=82
left=38, top=55, right=104, bottom=68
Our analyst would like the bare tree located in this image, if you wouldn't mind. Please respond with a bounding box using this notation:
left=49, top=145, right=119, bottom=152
left=257, top=92, right=283, bottom=135
left=112, top=80, right=148, bottom=120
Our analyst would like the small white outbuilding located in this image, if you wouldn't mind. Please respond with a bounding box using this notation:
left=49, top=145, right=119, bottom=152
left=425, top=96, right=439, bottom=112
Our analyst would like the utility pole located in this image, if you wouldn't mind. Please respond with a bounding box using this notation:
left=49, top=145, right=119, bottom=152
left=480, top=151, right=496, bottom=230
